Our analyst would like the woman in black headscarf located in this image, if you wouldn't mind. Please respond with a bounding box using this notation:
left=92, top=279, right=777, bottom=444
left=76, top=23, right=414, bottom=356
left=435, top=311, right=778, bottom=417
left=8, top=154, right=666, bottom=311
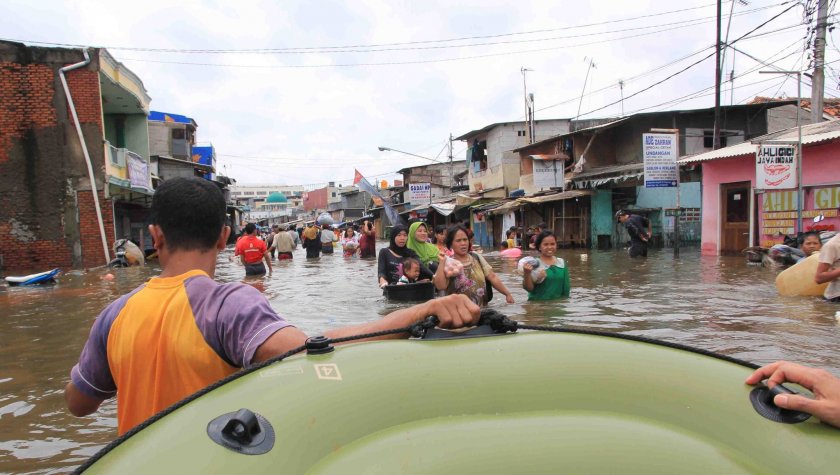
left=377, top=224, right=434, bottom=287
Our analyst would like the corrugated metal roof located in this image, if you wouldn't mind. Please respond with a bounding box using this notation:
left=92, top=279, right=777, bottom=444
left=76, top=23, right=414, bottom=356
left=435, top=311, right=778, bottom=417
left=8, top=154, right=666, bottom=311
left=520, top=190, right=593, bottom=204
left=679, top=119, right=840, bottom=164
left=571, top=163, right=643, bottom=179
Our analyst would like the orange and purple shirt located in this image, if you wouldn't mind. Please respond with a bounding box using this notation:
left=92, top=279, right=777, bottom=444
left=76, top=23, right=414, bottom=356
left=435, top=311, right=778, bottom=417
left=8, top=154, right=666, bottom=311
left=70, top=270, right=291, bottom=435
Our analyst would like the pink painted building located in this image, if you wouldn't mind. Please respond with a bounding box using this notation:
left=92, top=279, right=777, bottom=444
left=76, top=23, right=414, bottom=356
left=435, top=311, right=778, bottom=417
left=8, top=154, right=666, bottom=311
left=680, top=121, right=840, bottom=255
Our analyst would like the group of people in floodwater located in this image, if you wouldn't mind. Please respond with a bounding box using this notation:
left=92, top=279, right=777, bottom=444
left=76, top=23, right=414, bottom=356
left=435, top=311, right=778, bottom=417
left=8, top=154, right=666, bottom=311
left=376, top=222, right=570, bottom=305
left=235, top=217, right=571, bottom=305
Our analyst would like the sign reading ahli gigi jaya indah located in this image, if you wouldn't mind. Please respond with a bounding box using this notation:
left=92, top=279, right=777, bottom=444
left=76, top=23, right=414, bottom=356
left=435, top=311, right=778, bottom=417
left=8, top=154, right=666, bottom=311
left=755, top=144, right=797, bottom=190
left=643, top=133, right=678, bottom=188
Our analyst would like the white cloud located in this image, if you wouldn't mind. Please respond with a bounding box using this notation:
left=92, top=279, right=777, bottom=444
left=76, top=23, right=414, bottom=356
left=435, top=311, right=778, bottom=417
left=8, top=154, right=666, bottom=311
left=2, top=0, right=831, bottom=185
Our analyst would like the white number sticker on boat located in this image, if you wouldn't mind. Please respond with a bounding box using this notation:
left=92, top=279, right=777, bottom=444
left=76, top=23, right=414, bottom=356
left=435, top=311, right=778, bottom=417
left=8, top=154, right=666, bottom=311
left=258, top=366, right=304, bottom=378
left=314, top=364, right=342, bottom=381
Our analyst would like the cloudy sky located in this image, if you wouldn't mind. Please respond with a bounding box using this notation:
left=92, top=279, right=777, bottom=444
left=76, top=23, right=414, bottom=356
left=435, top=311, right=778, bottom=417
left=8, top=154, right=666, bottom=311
left=3, top=0, right=837, bottom=187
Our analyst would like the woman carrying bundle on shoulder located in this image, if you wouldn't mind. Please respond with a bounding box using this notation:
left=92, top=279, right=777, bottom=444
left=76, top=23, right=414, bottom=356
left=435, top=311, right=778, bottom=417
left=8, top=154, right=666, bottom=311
left=521, top=230, right=570, bottom=301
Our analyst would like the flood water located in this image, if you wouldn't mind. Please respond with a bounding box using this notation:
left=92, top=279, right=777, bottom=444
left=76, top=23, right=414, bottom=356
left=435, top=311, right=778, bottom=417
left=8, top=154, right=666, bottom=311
left=2, top=243, right=839, bottom=473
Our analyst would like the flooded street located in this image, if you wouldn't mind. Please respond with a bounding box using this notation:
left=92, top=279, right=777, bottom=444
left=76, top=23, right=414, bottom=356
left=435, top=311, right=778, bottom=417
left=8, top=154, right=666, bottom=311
left=2, top=244, right=840, bottom=473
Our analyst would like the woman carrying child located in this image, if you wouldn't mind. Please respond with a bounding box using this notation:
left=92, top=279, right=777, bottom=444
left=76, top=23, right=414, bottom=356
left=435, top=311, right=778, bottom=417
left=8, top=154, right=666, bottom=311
left=377, top=224, right=433, bottom=288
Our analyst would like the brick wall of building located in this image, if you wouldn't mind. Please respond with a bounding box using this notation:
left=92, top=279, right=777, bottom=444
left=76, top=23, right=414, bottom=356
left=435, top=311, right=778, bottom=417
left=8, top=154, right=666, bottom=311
left=78, top=190, right=115, bottom=268
left=0, top=41, right=113, bottom=273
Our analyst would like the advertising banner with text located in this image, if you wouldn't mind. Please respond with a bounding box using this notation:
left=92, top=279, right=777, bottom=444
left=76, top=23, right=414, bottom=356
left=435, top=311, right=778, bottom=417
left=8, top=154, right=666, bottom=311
left=643, top=133, right=678, bottom=188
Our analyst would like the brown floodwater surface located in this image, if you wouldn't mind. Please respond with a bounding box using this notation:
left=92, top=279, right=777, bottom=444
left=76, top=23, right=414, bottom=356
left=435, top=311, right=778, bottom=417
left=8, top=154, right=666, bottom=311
left=1, top=245, right=839, bottom=473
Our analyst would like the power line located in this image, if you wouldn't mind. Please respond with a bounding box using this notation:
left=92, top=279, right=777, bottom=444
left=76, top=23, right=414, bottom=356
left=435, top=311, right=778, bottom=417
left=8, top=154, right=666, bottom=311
left=113, top=18, right=795, bottom=70
left=574, top=2, right=802, bottom=119
left=532, top=21, right=818, bottom=114
left=3, top=1, right=774, bottom=55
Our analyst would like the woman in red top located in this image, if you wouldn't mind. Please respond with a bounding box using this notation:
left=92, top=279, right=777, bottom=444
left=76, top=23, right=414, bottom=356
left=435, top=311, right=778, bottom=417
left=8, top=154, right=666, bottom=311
left=358, top=220, right=376, bottom=258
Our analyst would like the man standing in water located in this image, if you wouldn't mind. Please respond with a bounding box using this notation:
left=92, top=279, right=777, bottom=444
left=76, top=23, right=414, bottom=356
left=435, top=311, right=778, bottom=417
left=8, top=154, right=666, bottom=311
left=616, top=210, right=652, bottom=258
left=234, top=223, right=273, bottom=275
left=64, top=177, right=479, bottom=436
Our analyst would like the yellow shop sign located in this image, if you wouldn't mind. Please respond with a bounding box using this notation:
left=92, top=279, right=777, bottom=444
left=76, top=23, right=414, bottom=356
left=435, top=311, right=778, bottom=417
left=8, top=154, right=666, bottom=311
left=763, top=190, right=798, bottom=212
left=814, top=186, right=840, bottom=210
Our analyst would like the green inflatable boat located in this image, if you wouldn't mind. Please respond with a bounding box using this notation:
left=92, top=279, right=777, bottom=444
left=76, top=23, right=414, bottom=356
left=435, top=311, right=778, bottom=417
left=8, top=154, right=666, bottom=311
left=78, top=315, right=840, bottom=474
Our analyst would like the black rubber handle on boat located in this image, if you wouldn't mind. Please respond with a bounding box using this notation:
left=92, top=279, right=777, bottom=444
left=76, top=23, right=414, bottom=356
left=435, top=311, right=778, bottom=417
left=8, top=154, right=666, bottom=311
left=749, top=384, right=811, bottom=424
left=222, top=408, right=261, bottom=445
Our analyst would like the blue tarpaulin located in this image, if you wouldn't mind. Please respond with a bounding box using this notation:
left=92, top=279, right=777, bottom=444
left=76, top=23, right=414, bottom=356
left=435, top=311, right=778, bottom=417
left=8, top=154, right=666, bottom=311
left=148, top=111, right=196, bottom=125
left=190, top=145, right=215, bottom=180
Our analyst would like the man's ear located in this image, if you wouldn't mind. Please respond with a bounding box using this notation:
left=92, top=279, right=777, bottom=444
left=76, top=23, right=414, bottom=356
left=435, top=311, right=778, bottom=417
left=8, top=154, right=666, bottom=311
left=217, top=226, right=231, bottom=250
left=148, top=224, right=165, bottom=250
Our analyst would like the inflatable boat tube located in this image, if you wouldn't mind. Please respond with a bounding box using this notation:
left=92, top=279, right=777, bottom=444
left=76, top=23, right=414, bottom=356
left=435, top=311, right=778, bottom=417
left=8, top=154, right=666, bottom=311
left=4, top=268, right=60, bottom=286
left=775, top=252, right=828, bottom=297
left=382, top=281, right=435, bottom=301
left=78, top=329, right=840, bottom=473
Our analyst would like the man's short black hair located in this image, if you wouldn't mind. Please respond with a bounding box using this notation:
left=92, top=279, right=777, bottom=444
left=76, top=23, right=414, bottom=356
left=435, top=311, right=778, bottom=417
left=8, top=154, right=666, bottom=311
left=150, top=177, right=227, bottom=251
left=244, top=223, right=257, bottom=234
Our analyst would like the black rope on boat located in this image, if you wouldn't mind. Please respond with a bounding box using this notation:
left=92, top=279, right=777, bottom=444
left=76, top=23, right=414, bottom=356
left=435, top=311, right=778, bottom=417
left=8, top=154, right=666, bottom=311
left=75, top=310, right=760, bottom=473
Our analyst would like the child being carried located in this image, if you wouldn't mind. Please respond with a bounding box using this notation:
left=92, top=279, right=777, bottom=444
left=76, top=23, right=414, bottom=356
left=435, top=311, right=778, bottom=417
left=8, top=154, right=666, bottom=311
left=398, top=257, right=428, bottom=285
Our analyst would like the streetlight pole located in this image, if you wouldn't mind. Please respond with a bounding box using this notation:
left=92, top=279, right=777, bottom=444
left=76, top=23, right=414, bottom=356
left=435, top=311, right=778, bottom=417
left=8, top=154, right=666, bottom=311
left=377, top=146, right=443, bottom=164
left=759, top=70, right=803, bottom=232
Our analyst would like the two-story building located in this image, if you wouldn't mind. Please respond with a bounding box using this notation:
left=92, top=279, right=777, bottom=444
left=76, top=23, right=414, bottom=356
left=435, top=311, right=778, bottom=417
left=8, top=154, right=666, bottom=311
left=0, top=41, right=154, bottom=271
left=455, top=119, right=571, bottom=199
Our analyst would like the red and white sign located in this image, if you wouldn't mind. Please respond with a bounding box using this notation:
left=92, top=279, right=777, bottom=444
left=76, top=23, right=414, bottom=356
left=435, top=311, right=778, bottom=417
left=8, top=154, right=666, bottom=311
left=756, top=144, right=797, bottom=190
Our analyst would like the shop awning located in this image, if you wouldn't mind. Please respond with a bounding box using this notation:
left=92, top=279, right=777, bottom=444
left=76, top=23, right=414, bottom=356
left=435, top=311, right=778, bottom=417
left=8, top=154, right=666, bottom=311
left=520, top=190, right=593, bottom=204
left=572, top=163, right=644, bottom=188
left=487, top=200, right=524, bottom=215
left=430, top=203, right=457, bottom=216
left=529, top=153, right=569, bottom=161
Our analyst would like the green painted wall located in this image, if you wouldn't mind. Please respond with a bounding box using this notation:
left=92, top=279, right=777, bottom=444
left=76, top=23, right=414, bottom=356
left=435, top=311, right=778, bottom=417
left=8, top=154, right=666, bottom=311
left=591, top=189, right=613, bottom=248
left=124, top=114, right=150, bottom=160
left=103, top=114, right=150, bottom=160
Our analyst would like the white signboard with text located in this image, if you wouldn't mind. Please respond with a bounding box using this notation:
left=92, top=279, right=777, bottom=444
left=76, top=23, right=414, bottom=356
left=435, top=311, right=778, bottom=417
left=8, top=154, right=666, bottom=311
left=756, top=144, right=797, bottom=190
left=533, top=158, right=564, bottom=189
left=643, top=133, right=678, bottom=188
left=408, top=183, right=431, bottom=203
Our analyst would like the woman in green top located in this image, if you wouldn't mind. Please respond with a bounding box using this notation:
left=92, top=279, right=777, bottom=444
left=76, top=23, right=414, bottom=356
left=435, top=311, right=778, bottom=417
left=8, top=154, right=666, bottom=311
left=407, top=222, right=441, bottom=271
left=522, top=230, right=570, bottom=301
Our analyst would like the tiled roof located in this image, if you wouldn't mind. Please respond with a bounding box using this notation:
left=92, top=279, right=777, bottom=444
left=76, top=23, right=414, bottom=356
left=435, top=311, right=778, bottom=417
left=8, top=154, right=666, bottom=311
left=748, top=96, right=840, bottom=118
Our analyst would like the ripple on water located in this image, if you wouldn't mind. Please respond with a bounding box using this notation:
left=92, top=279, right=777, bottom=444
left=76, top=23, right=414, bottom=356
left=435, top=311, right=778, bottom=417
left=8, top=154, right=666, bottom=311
left=2, top=246, right=840, bottom=473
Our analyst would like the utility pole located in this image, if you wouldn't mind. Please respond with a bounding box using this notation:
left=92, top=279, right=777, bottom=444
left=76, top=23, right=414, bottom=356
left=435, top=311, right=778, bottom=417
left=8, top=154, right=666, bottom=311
left=811, top=0, right=829, bottom=124
left=713, top=0, right=722, bottom=150
left=618, top=80, right=625, bottom=117
left=529, top=93, right=536, bottom=143
left=521, top=67, right=533, bottom=144
left=448, top=133, right=454, bottom=190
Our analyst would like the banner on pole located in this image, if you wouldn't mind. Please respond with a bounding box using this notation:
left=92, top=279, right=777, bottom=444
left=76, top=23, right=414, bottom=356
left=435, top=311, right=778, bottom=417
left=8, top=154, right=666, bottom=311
left=643, top=133, right=678, bottom=188
left=354, top=169, right=404, bottom=226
